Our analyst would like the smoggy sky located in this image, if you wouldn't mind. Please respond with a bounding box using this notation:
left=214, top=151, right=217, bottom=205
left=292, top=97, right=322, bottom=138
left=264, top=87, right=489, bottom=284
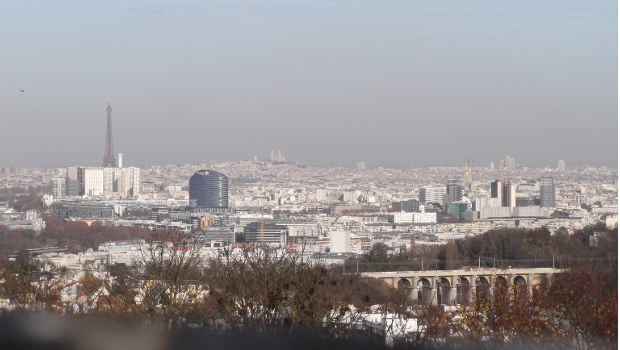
left=2, top=0, right=617, bottom=168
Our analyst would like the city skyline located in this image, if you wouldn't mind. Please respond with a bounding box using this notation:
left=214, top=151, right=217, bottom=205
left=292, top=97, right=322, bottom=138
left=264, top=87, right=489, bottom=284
left=3, top=0, right=617, bottom=168
left=0, top=97, right=613, bottom=170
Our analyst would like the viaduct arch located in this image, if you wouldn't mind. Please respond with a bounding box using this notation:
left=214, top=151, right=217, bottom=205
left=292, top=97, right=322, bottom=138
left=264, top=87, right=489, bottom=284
left=362, top=267, right=556, bottom=305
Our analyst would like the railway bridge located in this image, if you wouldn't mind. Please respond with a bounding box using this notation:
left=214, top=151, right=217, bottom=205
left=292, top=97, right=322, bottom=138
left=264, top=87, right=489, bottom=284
left=360, top=267, right=557, bottom=305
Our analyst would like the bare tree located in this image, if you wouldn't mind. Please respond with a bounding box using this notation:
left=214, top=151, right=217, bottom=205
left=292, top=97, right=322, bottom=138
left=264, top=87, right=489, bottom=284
left=132, top=231, right=209, bottom=328
left=204, top=244, right=367, bottom=336
left=74, top=231, right=209, bottom=328
left=0, top=252, right=62, bottom=311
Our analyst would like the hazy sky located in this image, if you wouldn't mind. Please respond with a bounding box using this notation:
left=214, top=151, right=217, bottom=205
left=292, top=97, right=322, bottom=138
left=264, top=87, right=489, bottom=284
left=2, top=0, right=617, bottom=168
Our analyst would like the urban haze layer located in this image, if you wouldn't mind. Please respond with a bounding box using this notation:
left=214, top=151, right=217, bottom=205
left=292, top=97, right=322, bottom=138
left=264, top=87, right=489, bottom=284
left=2, top=0, right=617, bottom=348
left=0, top=100, right=617, bottom=349
left=3, top=102, right=617, bottom=238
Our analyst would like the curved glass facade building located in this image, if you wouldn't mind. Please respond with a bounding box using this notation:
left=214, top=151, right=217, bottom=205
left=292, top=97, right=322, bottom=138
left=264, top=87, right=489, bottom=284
left=189, top=170, right=229, bottom=208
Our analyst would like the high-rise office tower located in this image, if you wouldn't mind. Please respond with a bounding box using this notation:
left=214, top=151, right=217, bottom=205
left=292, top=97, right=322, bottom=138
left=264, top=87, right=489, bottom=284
left=491, top=178, right=515, bottom=208
left=419, top=186, right=447, bottom=205
left=50, top=178, right=65, bottom=198
left=189, top=170, right=229, bottom=208
left=501, top=155, right=516, bottom=171
left=65, top=167, right=80, bottom=196
left=540, top=177, right=556, bottom=208
left=391, top=199, right=420, bottom=212
left=557, top=160, right=566, bottom=172
left=79, top=167, right=105, bottom=196
left=102, top=102, right=117, bottom=167
left=445, top=179, right=463, bottom=203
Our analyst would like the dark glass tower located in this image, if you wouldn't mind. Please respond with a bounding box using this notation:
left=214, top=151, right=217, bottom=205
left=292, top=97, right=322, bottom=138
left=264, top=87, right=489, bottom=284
left=540, top=177, right=556, bottom=208
left=189, top=170, right=229, bottom=208
left=445, top=179, right=463, bottom=203
left=491, top=178, right=515, bottom=207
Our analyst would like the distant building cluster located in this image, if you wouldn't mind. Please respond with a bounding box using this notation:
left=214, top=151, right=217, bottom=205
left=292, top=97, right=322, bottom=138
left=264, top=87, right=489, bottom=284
left=270, top=149, right=286, bottom=162
left=58, top=165, right=141, bottom=199
left=9, top=158, right=612, bottom=252
left=1, top=157, right=613, bottom=301
left=0, top=167, right=17, bottom=176
left=0, top=104, right=614, bottom=267
left=557, top=160, right=566, bottom=172
left=48, top=102, right=141, bottom=200
left=0, top=203, right=46, bottom=231
left=499, top=155, right=517, bottom=171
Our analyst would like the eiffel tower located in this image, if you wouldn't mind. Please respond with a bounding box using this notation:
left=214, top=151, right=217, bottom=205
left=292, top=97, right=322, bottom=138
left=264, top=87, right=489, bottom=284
left=102, top=102, right=117, bottom=167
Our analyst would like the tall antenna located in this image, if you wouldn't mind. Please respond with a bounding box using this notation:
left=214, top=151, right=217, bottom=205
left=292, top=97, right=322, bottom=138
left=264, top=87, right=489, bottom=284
left=102, top=102, right=117, bottom=167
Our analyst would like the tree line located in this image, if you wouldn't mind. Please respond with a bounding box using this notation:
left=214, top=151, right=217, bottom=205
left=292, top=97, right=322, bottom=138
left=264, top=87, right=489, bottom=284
left=351, top=224, right=617, bottom=272
left=0, top=226, right=616, bottom=348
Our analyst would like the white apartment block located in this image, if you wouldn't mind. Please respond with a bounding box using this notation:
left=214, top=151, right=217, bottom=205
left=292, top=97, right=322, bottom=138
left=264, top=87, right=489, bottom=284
left=413, top=211, right=437, bottom=224
left=393, top=212, right=414, bottom=224
left=78, top=166, right=141, bottom=198
left=50, top=178, right=65, bottom=198
left=82, top=168, right=105, bottom=196
left=117, top=167, right=141, bottom=198
left=343, top=190, right=359, bottom=203
left=330, top=231, right=351, bottom=253
left=392, top=211, right=437, bottom=224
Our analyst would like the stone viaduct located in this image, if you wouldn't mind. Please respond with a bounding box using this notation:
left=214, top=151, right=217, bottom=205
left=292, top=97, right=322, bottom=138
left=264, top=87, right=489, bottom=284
left=360, top=267, right=557, bottom=305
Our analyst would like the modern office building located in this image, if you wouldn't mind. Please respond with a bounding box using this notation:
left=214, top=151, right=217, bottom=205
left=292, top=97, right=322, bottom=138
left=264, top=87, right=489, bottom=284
left=195, top=227, right=235, bottom=244
left=150, top=207, right=170, bottom=221
left=540, top=177, right=556, bottom=208
left=515, top=197, right=537, bottom=207
left=53, top=202, right=114, bottom=220
left=499, top=155, right=516, bottom=171
left=80, top=167, right=105, bottom=196
left=189, top=170, right=229, bottom=209
left=392, top=199, right=420, bottom=212
left=446, top=202, right=471, bottom=219
left=117, top=166, right=141, bottom=198
left=65, top=167, right=81, bottom=196
left=491, top=179, right=516, bottom=208
left=419, top=186, right=447, bottom=205
left=557, top=160, right=566, bottom=172
left=71, top=166, right=140, bottom=198
left=445, top=179, right=463, bottom=204
left=50, top=178, right=65, bottom=198
left=243, top=221, right=288, bottom=245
